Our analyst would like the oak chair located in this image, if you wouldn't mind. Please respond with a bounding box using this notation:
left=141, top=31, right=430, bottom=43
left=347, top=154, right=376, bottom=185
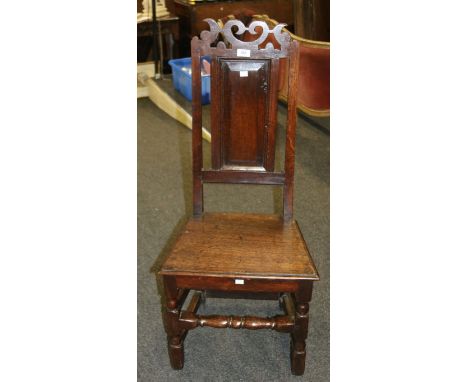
left=156, top=18, right=319, bottom=376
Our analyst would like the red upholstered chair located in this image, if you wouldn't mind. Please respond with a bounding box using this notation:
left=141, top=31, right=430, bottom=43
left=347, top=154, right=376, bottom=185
left=253, top=15, right=330, bottom=117
left=156, top=18, right=319, bottom=376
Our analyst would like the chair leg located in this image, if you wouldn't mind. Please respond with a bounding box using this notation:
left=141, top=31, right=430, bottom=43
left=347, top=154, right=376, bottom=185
left=290, top=284, right=313, bottom=376
left=167, top=333, right=184, bottom=370
left=290, top=302, right=309, bottom=375
left=163, top=277, right=185, bottom=370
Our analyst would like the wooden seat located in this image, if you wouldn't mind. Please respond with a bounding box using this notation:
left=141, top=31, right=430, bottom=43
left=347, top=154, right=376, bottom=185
left=155, top=18, right=319, bottom=376
left=160, top=213, right=319, bottom=279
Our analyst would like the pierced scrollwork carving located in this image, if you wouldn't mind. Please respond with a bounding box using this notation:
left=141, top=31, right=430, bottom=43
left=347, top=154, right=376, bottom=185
left=193, top=18, right=291, bottom=57
left=200, top=18, right=220, bottom=45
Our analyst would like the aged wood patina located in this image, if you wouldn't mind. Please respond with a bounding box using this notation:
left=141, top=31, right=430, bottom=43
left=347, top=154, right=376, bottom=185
left=156, top=18, right=319, bottom=376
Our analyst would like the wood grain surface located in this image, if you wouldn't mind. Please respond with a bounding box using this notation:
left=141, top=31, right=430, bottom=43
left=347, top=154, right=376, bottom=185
left=160, top=213, right=318, bottom=279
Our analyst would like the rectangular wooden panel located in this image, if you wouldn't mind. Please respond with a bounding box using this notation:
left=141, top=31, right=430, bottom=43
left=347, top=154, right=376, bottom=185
left=221, top=59, right=268, bottom=169
left=211, top=58, right=279, bottom=172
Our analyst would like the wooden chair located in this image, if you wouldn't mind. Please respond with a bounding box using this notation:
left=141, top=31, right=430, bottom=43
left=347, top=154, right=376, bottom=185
left=156, top=18, right=319, bottom=376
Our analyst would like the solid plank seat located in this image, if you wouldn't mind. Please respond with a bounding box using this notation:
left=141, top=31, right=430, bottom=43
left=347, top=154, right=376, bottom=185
left=160, top=213, right=318, bottom=280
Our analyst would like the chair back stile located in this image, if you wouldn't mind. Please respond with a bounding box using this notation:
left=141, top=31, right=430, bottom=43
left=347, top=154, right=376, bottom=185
left=283, top=40, right=300, bottom=221
left=190, top=18, right=300, bottom=221
left=191, top=38, right=204, bottom=216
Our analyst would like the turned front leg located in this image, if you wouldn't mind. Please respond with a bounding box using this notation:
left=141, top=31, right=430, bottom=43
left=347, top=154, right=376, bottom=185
left=163, top=277, right=185, bottom=370
left=291, top=283, right=313, bottom=376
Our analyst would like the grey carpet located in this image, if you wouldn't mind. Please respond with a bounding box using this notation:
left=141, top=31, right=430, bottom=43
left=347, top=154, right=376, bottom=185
left=138, top=93, right=329, bottom=381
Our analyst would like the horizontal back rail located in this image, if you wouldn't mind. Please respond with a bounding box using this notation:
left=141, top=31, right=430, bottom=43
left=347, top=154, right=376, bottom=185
left=202, top=170, right=285, bottom=185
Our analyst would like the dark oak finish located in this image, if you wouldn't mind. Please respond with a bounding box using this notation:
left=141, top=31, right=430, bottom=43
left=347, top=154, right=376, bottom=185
left=180, top=311, right=294, bottom=332
left=214, top=58, right=271, bottom=170
left=160, top=213, right=318, bottom=279
left=156, top=18, right=319, bottom=376
left=162, top=277, right=185, bottom=369
left=174, top=274, right=304, bottom=293
left=202, top=170, right=285, bottom=185
left=180, top=292, right=295, bottom=333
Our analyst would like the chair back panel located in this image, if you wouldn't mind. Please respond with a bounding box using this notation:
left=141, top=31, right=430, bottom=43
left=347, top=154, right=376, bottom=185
left=211, top=57, right=276, bottom=171
left=191, top=19, right=299, bottom=220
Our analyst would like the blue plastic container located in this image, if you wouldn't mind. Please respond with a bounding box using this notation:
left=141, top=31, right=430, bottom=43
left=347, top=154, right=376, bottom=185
left=168, top=57, right=211, bottom=104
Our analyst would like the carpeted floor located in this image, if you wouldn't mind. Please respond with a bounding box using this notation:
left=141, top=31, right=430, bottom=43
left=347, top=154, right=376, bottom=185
left=137, top=92, right=329, bottom=381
